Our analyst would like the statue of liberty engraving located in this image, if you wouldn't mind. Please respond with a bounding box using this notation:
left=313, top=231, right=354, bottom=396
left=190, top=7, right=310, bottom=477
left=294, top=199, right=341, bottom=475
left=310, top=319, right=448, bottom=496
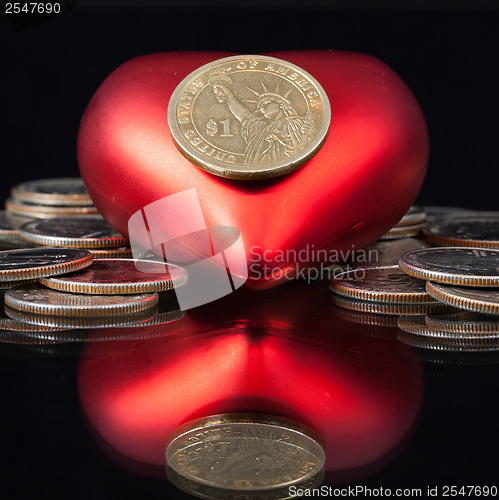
left=209, top=74, right=315, bottom=166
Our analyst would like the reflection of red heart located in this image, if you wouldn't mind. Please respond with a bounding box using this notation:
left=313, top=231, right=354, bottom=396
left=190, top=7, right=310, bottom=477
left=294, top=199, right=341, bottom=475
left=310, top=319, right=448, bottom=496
left=78, top=51, right=428, bottom=287
left=78, top=282, right=423, bottom=480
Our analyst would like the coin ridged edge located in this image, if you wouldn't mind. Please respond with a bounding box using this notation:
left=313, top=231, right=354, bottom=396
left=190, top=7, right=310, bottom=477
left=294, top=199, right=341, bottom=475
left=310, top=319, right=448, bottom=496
left=330, top=278, right=434, bottom=304
left=89, top=248, right=134, bottom=258
left=398, top=256, right=499, bottom=287
left=333, top=295, right=452, bottom=315
left=11, top=189, right=93, bottom=207
left=4, top=305, right=162, bottom=331
left=39, top=270, right=188, bottom=295
left=0, top=251, right=93, bottom=282
left=425, top=316, right=499, bottom=335
left=426, top=281, right=499, bottom=316
left=380, top=222, right=426, bottom=240
left=4, top=290, right=158, bottom=317
left=421, top=230, right=499, bottom=249
left=6, top=198, right=98, bottom=217
left=18, top=230, right=128, bottom=249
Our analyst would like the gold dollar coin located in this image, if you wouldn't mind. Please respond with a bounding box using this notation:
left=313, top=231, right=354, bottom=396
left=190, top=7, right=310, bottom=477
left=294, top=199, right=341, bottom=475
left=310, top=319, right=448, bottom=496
left=168, top=55, right=331, bottom=180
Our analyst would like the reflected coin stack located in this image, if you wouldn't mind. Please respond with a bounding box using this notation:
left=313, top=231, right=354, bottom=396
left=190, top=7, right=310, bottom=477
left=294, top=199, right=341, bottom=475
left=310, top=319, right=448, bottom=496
left=331, top=207, right=499, bottom=354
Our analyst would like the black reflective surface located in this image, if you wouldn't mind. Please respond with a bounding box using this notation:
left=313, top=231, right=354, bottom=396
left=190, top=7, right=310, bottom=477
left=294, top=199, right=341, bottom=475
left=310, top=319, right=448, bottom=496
left=0, top=280, right=497, bottom=499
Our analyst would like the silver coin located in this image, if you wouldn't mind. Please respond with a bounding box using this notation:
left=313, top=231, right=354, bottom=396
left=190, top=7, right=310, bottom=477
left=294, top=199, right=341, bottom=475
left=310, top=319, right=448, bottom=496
left=10, top=178, right=93, bottom=206
left=330, top=266, right=435, bottom=303
left=5, top=198, right=98, bottom=218
left=19, top=216, right=127, bottom=248
left=0, top=248, right=93, bottom=282
left=398, top=315, right=499, bottom=339
left=394, top=206, right=426, bottom=227
left=4, top=284, right=158, bottom=316
left=426, top=281, right=499, bottom=316
left=166, top=413, right=325, bottom=490
left=425, top=311, right=499, bottom=334
left=350, top=238, right=431, bottom=268
left=422, top=216, right=499, bottom=248
left=40, top=258, right=188, bottom=294
left=399, top=247, right=499, bottom=287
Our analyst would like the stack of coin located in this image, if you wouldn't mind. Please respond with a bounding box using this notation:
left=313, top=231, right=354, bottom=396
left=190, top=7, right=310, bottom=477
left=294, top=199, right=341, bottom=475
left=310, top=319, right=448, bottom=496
left=0, top=245, right=187, bottom=337
left=5, top=178, right=99, bottom=219
left=380, top=206, right=427, bottom=240
left=17, top=215, right=133, bottom=257
left=422, top=214, right=499, bottom=248
left=397, top=247, right=499, bottom=351
left=1, top=178, right=102, bottom=250
left=330, top=265, right=453, bottom=316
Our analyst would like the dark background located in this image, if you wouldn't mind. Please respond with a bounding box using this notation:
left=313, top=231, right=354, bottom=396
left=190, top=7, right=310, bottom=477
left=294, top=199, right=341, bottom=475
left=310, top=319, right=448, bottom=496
left=0, top=2, right=498, bottom=499
left=1, top=1, right=498, bottom=211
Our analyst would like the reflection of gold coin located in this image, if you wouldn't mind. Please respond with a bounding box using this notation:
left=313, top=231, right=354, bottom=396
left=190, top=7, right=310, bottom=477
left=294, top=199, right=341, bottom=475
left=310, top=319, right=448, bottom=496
left=168, top=55, right=331, bottom=180
left=166, top=466, right=325, bottom=500
left=166, top=413, right=325, bottom=490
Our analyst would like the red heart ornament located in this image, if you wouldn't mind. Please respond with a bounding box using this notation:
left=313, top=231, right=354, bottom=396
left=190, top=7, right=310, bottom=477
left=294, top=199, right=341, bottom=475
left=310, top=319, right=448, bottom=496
left=77, top=50, right=429, bottom=288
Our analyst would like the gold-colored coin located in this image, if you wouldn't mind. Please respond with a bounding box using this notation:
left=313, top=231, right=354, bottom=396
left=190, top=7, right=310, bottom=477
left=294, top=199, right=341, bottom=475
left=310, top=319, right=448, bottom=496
left=166, top=413, right=325, bottom=491
left=166, top=466, right=325, bottom=500
left=168, top=55, right=331, bottom=180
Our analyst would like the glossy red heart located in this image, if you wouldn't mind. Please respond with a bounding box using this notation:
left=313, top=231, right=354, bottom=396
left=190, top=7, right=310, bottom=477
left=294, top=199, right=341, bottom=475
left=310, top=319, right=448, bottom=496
left=77, top=50, right=428, bottom=288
